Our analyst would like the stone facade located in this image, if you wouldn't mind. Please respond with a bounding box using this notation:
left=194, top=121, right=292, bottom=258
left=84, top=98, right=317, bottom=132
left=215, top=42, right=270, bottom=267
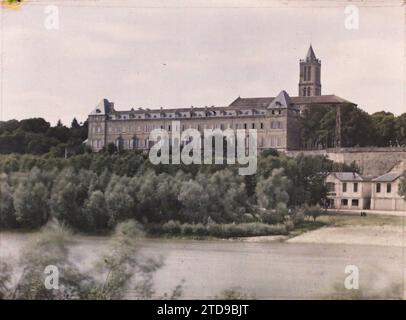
left=87, top=46, right=355, bottom=153
left=298, top=45, right=322, bottom=97
left=286, top=147, right=406, bottom=176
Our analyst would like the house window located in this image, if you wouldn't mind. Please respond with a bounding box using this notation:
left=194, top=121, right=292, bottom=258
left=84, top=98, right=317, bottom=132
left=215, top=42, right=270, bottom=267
left=252, top=123, right=255, bottom=129
left=351, top=199, right=359, bottom=207
left=303, top=87, right=307, bottom=96
left=353, top=183, right=358, bottom=193
left=343, top=183, right=347, bottom=193
left=307, top=87, right=311, bottom=96
left=326, top=182, right=335, bottom=192
left=244, top=123, right=247, bottom=129
left=260, top=123, right=264, bottom=129
left=376, top=183, right=381, bottom=193
left=387, top=183, right=391, bottom=193
left=341, top=199, right=348, bottom=206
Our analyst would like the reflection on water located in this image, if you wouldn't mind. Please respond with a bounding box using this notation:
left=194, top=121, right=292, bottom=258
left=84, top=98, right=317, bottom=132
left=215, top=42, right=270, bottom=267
left=0, top=232, right=404, bottom=299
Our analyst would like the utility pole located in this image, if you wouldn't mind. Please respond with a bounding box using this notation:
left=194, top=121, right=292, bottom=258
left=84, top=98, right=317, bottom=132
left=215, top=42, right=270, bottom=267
left=335, top=105, right=342, bottom=149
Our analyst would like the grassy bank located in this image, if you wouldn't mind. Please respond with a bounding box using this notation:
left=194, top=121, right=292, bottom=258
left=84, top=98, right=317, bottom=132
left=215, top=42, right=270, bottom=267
left=147, top=221, right=290, bottom=239
left=318, top=213, right=403, bottom=227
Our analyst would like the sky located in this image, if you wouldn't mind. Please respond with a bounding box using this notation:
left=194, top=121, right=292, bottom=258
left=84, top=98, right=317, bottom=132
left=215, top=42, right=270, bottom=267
left=0, top=0, right=404, bottom=125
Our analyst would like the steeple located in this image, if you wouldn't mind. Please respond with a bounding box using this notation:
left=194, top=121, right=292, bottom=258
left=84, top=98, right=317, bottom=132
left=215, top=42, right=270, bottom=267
left=305, top=45, right=317, bottom=62
left=298, top=45, right=322, bottom=97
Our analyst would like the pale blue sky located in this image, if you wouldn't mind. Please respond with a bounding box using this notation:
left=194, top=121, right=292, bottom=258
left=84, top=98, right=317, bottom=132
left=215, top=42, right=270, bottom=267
left=0, top=0, right=404, bottom=125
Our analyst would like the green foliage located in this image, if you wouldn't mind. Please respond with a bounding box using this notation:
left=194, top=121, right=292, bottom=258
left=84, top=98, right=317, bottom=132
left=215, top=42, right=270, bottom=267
left=158, top=220, right=288, bottom=238
left=303, top=204, right=324, bottom=222
left=0, top=118, right=87, bottom=156
left=89, top=220, right=163, bottom=299
left=256, top=168, right=290, bottom=210
left=0, top=220, right=170, bottom=300
left=0, top=174, right=16, bottom=228
left=399, top=172, right=406, bottom=199
left=0, top=149, right=341, bottom=232
left=10, top=222, right=87, bottom=299
left=300, top=105, right=405, bottom=148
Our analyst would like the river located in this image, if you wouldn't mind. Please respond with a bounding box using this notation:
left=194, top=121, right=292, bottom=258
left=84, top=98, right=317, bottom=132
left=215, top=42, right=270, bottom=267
left=0, top=232, right=404, bottom=299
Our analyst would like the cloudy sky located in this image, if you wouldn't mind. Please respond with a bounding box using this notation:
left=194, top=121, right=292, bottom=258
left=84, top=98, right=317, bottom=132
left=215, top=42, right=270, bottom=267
left=0, top=0, right=404, bottom=125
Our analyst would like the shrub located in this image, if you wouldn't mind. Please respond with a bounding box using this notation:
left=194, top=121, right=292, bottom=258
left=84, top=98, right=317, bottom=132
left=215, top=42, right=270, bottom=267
left=163, top=221, right=287, bottom=238
left=162, top=220, right=181, bottom=234
left=304, top=204, right=324, bottom=222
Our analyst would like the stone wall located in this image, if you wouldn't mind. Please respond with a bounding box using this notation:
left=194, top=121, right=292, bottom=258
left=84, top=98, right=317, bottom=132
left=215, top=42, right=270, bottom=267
left=285, top=147, right=406, bottom=176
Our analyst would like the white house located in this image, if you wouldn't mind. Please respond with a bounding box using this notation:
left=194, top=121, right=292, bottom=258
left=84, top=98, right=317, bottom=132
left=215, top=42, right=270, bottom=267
left=371, top=166, right=406, bottom=211
left=325, top=172, right=371, bottom=210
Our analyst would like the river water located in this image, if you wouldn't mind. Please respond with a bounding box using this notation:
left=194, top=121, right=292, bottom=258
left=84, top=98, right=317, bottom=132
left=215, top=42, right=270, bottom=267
left=0, top=232, right=404, bottom=299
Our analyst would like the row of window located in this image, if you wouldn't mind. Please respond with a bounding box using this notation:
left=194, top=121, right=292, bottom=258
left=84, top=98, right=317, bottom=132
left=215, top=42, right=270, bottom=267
left=326, top=182, right=359, bottom=193
left=340, top=199, right=359, bottom=207
left=92, top=121, right=284, bottom=134
left=376, top=183, right=392, bottom=193
left=90, top=134, right=283, bottom=150
left=111, top=109, right=269, bottom=120
left=301, top=86, right=321, bottom=97
left=329, top=182, right=393, bottom=194
left=342, top=182, right=358, bottom=193
left=303, top=66, right=312, bottom=81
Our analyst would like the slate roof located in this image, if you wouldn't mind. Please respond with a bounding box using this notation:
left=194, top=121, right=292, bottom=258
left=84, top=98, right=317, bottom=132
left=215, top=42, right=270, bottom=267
left=229, top=95, right=356, bottom=108
left=268, top=90, right=292, bottom=109
left=331, top=172, right=364, bottom=181
left=306, top=45, right=317, bottom=61
left=90, top=99, right=114, bottom=115
left=372, top=172, right=402, bottom=182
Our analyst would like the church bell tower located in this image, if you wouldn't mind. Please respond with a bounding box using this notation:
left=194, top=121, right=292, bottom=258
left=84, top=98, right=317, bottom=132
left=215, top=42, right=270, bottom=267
left=298, top=45, right=321, bottom=97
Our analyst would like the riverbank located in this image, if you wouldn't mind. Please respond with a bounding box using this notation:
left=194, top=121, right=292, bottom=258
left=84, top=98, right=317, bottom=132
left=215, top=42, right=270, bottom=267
left=287, top=213, right=405, bottom=247
left=1, top=212, right=403, bottom=245
left=1, top=231, right=403, bottom=299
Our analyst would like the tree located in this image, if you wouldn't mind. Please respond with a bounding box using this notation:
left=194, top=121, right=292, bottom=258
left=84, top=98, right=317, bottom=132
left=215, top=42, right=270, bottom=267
left=395, top=113, right=406, bottom=146
left=0, top=174, right=16, bottom=228
left=178, top=179, right=210, bottom=223
left=304, top=204, right=324, bottom=222
left=50, top=168, right=93, bottom=230
left=105, top=143, right=117, bottom=155
left=19, top=118, right=50, bottom=134
left=71, top=118, right=81, bottom=130
left=89, top=220, right=163, bottom=299
left=370, top=111, right=396, bottom=146
left=300, top=104, right=374, bottom=148
left=399, top=173, right=406, bottom=199
left=84, top=190, right=109, bottom=229
left=256, top=168, right=291, bottom=210
left=9, top=222, right=87, bottom=299
left=105, top=176, right=134, bottom=227
left=13, top=180, right=49, bottom=228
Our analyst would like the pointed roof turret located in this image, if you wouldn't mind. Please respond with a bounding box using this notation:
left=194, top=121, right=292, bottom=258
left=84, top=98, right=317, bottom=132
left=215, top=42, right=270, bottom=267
left=268, top=90, right=292, bottom=109
left=306, top=45, right=317, bottom=62
left=90, top=98, right=114, bottom=115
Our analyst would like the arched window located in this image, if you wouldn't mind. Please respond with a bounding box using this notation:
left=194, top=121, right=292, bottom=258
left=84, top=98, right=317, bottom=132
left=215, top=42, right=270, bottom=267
left=307, top=87, right=311, bottom=96
left=303, top=87, right=307, bottom=96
